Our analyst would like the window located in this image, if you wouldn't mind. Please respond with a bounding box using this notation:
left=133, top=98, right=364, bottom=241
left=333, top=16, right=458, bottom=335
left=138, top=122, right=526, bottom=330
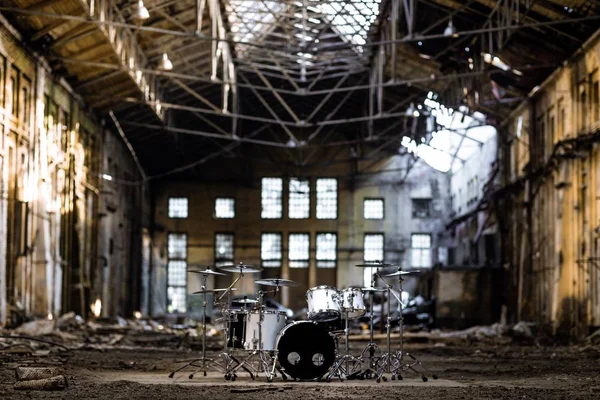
left=316, top=233, right=337, bottom=268
left=316, top=178, right=337, bottom=219
left=411, top=233, right=432, bottom=268
left=363, top=233, right=384, bottom=286
left=592, top=78, right=599, bottom=124
left=261, top=233, right=282, bottom=267
left=363, top=198, right=384, bottom=219
left=167, top=233, right=188, bottom=313
left=215, top=233, right=234, bottom=267
left=289, top=178, right=310, bottom=219
left=261, top=177, right=283, bottom=219
left=215, top=197, right=235, bottom=219
left=288, top=233, right=309, bottom=268
left=412, top=198, right=432, bottom=218
left=168, top=197, right=188, bottom=218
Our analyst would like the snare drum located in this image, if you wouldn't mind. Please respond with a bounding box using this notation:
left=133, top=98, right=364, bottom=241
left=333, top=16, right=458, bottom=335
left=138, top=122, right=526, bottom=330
left=306, top=285, right=340, bottom=322
left=243, top=310, right=287, bottom=351
left=339, top=287, right=366, bottom=319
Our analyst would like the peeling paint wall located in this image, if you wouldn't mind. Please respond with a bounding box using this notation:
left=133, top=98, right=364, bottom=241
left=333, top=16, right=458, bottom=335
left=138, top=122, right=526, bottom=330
left=503, top=30, right=600, bottom=338
left=0, top=17, right=149, bottom=326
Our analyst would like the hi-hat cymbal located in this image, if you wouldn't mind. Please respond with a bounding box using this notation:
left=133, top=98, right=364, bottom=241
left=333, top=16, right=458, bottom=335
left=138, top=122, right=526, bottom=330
left=218, top=263, right=263, bottom=273
left=192, top=288, right=238, bottom=294
left=384, top=270, right=414, bottom=277
left=361, top=287, right=387, bottom=292
left=355, top=262, right=397, bottom=268
left=254, top=278, right=300, bottom=287
left=189, top=268, right=228, bottom=276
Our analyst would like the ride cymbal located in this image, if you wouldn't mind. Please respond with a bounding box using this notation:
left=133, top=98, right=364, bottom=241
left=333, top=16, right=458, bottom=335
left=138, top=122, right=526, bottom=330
left=188, top=268, right=228, bottom=276
left=354, top=262, right=397, bottom=268
left=384, top=270, right=414, bottom=277
left=254, top=278, right=300, bottom=287
left=218, top=263, right=263, bottom=273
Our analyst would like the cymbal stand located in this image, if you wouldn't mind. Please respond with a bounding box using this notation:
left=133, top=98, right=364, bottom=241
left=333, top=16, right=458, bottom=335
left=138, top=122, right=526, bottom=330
left=231, top=288, right=278, bottom=382
left=373, top=270, right=403, bottom=382
left=357, top=267, right=382, bottom=378
left=388, top=272, right=438, bottom=382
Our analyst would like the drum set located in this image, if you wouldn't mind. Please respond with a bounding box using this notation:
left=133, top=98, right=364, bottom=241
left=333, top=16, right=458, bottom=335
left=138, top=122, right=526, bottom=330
left=169, top=261, right=437, bottom=383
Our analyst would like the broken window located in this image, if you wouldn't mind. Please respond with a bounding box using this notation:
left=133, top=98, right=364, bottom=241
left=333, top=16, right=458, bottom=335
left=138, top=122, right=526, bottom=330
left=412, top=198, right=432, bottom=218
left=288, top=233, right=310, bottom=268
left=168, top=197, right=188, bottom=219
left=316, top=233, right=337, bottom=268
left=215, top=197, right=235, bottom=219
left=261, top=177, right=283, bottom=219
left=316, top=178, right=337, bottom=219
left=364, top=198, right=384, bottom=219
left=411, top=233, right=432, bottom=268
left=261, top=233, right=282, bottom=268
left=289, top=178, right=310, bottom=219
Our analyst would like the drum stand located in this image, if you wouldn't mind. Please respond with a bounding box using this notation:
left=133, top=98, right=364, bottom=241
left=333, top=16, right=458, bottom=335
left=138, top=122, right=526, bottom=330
left=373, top=271, right=402, bottom=382
left=230, top=289, right=278, bottom=382
left=326, top=309, right=374, bottom=381
left=390, top=274, right=438, bottom=382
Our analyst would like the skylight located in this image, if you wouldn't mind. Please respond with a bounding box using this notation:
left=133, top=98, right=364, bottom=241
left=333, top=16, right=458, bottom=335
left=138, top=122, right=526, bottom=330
left=225, top=0, right=382, bottom=60
left=401, top=92, right=497, bottom=173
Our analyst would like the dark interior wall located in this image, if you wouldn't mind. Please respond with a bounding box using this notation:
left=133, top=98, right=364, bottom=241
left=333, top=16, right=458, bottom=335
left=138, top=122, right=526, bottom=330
left=0, top=19, right=150, bottom=325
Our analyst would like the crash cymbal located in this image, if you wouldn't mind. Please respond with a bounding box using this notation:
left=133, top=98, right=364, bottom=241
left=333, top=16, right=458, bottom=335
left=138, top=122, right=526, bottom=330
left=360, top=287, right=387, bottom=293
left=254, top=278, right=300, bottom=287
left=236, top=298, right=259, bottom=304
left=384, top=270, right=414, bottom=277
left=192, top=288, right=238, bottom=294
left=188, top=268, right=228, bottom=276
left=218, top=262, right=263, bottom=273
left=355, top=262, right=397, bottom=268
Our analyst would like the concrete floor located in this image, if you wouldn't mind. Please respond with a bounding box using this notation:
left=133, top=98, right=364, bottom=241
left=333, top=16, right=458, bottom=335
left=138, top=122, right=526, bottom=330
left=2, top=342, right=600, bottom=399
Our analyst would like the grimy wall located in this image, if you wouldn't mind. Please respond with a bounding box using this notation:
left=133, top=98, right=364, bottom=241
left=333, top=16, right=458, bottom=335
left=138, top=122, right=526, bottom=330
left=501, top=30, right=600, bottom=338
left=0, top=15, right=149, bottom=326
left=152, top=155, right=451, bottom=314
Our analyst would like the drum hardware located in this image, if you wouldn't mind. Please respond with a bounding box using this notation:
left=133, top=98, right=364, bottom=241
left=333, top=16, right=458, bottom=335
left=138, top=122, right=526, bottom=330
left=169, top=267, right=239, bottom=379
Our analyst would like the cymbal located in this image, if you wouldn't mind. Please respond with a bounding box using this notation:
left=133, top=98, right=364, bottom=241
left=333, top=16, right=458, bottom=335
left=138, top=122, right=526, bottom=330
left=218, top=263, right=263, bottom=273
left=355, top=262, right=397, bottom=268
left=361, top=287, right=387, bottom=293
left=235, top=298, right=259, bottom=304
left=192, top=288, right=238, bottom=294
left=189, top=268, right=228, bottom=276
left=384, top=270, right=414, bottom=277
left=254, top=278, right=300, bottom=287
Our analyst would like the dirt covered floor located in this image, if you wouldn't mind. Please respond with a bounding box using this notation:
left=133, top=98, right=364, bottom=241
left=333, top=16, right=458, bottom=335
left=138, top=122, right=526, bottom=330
left=2, top=340, right=600, bottom=399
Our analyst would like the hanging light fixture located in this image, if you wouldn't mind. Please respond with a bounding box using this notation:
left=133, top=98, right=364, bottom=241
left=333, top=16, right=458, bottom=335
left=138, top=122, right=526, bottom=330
left=443, top=18, right=458, bottom=38
left=158, top=53, right=173, bottom=71
left=131, top=0, right=150, bottom=23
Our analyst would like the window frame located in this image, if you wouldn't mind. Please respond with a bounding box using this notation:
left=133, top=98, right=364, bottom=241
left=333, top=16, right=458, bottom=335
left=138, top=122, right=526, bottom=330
left=214, top=232, right=235, bottom=267
left=260, top=232, right=283, bottom=268
left=315, top=232, right=338, bottom=269
left=410, top=232, right=432, bottom=269
left=167, top=232, right=188, bottom=313
left=168, top=197, right=189, bottom=219
left=363, top=197, right=385, bottom=220
left=288, top=177, right=311, bottom=219
left=214, top=197, right=236, bottom=219
left=316, top=177, right=338, bottom=220
left=288, top=232, right=310, bottom=269
left=261, top=177, right=284, bottom=220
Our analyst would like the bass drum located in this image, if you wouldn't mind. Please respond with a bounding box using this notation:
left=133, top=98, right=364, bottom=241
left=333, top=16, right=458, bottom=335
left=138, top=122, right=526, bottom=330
left=275, top=321, right=335, bottom=380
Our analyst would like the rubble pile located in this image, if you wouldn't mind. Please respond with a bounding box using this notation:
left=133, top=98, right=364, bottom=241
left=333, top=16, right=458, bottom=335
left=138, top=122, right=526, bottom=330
left=1, top=312, right=224, bottom=354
